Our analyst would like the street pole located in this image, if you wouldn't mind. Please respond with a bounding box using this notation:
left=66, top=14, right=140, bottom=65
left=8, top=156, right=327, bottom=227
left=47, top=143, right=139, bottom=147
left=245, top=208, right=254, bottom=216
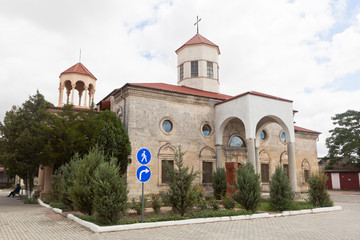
left=141, top=182, right=144, bottom=223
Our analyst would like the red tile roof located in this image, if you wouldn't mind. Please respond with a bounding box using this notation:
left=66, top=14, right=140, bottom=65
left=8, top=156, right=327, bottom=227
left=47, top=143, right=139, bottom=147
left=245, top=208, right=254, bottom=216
left=129, top=83, right=231, bottom=100
left=294, top=126, right=321, bottom=134
left=60, top=63, right=97, bottom=80
left=176, top=34, right=220, bottom=53
left=216, top=91, right=293, bottom=105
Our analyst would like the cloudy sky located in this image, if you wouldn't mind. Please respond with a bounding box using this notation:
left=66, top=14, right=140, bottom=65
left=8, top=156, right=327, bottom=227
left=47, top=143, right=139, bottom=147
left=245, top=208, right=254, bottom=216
left=1, top=0, right=360, bottom=157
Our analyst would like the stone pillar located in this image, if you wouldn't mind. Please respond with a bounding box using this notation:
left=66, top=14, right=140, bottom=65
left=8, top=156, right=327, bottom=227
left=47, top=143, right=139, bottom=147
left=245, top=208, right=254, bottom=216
left=37, top=166, right=45, bottom=192
left=246, top=138, right=256, bottom=167
left=215, top=144, right=223, bottom=168
left=225, top=162, right=239, bottom=195
left=58, top=86, right=64, bottom=107
left=78, top=91, right=83, bottom=107
left=255, top=147, right=260, bottom=174
left=40, top=165, right=53, bottom=200
left=71, top=84, right=76, bottom=105
left=84, top=86, right=88, bottom=107
left=287, top=142, right=298, bottom=192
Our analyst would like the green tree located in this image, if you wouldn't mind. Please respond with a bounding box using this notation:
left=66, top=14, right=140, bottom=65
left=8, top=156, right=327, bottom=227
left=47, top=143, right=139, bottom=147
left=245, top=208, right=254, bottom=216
left=232, top=162, right=262, bottom=212
left=95, top=110, right=131, bottom=175
left=165, top=147, right=199, bottom=216
left=0, top=91, right=52, bottom=196
left=212, top=167, right=227, bottom=200
left=325, top=110, right=360, bottom=168
left=308, top=172, right=333, bottom=207
left=93, top=159, right=128, bottom=224
left=71, top=147, right=103, bottom=215
left=269, top=165, right=293, bottom=211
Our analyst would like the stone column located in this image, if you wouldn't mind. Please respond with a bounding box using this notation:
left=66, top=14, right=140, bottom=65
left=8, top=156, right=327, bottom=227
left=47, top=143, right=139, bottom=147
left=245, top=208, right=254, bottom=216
left=246, top=138, right=256, bottom=167
left=78, top=91, right=83, bottom=107
left=83, top=86, right=88, bottom=107
left=71, top=84, right=76, bottom=105
left=40, top=165, right=53, bottom=200
left=287, top=142, right=298, bottom=192
left=58, top=86, right=64, bottom=107
left=37, top=166, right=45, bottom=192
left=255, top=147, right=260, bottom=174
left=215, top=144, right=223, bottom=168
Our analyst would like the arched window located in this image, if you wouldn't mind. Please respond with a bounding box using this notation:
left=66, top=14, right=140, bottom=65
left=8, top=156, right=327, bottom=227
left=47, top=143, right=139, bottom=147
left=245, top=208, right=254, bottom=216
left=302, top=160, right=310, bottom=183
left=229, top=136, right=245, bottom=147
left=280, top=131, right=286, bottom=143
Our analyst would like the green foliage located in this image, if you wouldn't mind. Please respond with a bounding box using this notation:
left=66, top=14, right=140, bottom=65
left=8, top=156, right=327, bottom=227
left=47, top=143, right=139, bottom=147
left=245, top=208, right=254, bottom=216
left=325, top=110, right=360, bottom=168
left=49, top=171, right=63, bottom=203
left=93, top=160, right=128, bottom=225
left=71, top=147, right=103, bottom=215
left=130, top=197, right=146, bottom=215
left=308, top=172, right=334, bottom=207
left=150, top=193, right=161, bottom=214
left=165, top=146, right=199, bottom=216
left=257, top=198, right=314, bottom=212
left=58, top=155, right=80, bottom=209
left=95, top=110, right=131, bottom=175
left=159, top=191, right=171, bottom=207
left=232, top=162, right=262, bottom=212
left=197, top=198, right=208, bottom=210
left=269, top=165, right=294, bottom=211
left=222, top=194, right=236, bottom=210
left=24, top=198, right=38, bottom=204
left=49, top=202, right=68, bottom=210
left=0, top=91, right=52, bottom=194
left=207, top=196, right=220, bottom=211
left=212, top=167, right=227, bottom=200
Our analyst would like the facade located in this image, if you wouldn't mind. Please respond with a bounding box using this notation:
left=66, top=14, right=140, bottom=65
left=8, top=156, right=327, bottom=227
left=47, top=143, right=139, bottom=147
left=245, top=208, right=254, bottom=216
left=98, top=33, right=321, bottom=197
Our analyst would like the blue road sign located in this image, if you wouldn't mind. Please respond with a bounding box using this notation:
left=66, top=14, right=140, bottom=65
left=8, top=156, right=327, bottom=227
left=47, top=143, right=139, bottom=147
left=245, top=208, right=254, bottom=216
left=136, top=166, right=151, bottom=183
left=137, top=148, right=151, bottom=164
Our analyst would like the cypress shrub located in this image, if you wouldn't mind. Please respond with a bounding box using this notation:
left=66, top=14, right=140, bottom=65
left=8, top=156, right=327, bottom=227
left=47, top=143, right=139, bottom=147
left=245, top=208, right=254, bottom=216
left=222, top=194, right=236, bottom=210
left=93, top=160, right=128, bottom=224
left=58, top=154, right=81, bottom=210
left=165, top=146, right=199, bottom=216
left=71, top=147, right=103, bottom=215
left=308, top=172, right=333, bottom=207
left=269, top=165, right=294, bottom=211
left=232, top=162, right=261, bottom=212
left=212, top=168, right=227, bottom=200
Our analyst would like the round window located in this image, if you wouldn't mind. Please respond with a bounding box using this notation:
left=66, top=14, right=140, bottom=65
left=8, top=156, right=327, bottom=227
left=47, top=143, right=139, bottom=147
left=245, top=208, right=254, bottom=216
left=229, top=136, right=244, bottom=147
left=162, top=120, right=173, bottom=133
left=260, top=130, right=267, bottom=140
left=280, top=131, right=286, bottom=143
left=202, top=124, right=212, bottom=136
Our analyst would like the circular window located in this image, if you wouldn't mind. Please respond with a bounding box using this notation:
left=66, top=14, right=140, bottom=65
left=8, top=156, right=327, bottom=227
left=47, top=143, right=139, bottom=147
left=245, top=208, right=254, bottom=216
left=280, top=131, right=286, bottom=143
left=162, top=120, right=173, bottom=133
left=202, top=124, right=212, bottom=136
left=260, top=130, right=267, bottom=140
left=229, top=136, right=245, bottom=147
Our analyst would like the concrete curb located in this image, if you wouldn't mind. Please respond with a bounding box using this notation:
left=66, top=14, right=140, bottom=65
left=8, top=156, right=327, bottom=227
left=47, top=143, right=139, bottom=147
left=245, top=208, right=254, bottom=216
left=37, top=200, right=342, bottom=233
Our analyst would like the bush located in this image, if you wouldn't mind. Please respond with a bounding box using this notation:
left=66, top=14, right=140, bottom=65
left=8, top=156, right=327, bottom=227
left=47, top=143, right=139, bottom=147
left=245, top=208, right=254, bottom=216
left=212, top=168, right=227, bottom=200
left=159, top=191, right=171, bottom=207
left=197, top=198, right=208, bottom=210
left=49, top=171, right=62, bottom=203
left=222, top=194, right=236, bottom=210
left=24, top=198, right=38, bottom=204
left=130, top=196, right=147, bottom=215
left=165, top=146, right=199, bottom=216
left=150, top=193, right=161, bottom=214
left=269, top=165, right=294, bottom=211
left=207, top=196, right=220, bottom=211
left=93, top=160, right=128, bottom=225
left=71, top=147, right=103, bottom=215
left=232, top=162, right=261, bottom=212
left=308, top=172, right=333, bottom=207
left=59, top=154, right=81, bottom=210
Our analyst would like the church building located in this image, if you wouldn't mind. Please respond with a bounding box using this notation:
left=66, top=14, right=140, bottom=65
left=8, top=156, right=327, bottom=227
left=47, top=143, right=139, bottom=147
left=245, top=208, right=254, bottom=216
left=96, top=33, right=321, bottom=197
left=38, top=31, right=320, bottom=199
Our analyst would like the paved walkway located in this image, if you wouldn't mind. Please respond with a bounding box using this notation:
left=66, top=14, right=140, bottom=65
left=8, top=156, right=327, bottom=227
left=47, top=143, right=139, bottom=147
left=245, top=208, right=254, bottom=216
left=0, top=190, right=359, bottom=240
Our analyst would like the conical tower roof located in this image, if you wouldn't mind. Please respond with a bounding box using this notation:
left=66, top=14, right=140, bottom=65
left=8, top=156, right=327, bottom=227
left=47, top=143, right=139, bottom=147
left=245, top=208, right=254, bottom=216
left=176, top=33, right=220, bottom=54
left=60, top=62, right=97, bottom=80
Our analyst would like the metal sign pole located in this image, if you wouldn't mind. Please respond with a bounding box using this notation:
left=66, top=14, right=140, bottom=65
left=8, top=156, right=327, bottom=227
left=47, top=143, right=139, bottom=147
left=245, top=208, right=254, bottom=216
left=141, top=182, right=144, bottom=223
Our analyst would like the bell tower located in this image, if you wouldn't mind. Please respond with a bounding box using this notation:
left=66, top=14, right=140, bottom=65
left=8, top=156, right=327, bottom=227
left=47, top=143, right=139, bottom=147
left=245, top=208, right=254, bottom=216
left=175, top=33, right=220, bottom=93
left=58, top=62, right=97, bottom=108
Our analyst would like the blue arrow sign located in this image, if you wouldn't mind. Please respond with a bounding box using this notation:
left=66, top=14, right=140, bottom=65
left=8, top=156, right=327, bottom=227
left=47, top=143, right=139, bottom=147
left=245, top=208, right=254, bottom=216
left=137, top=148, right=151, bottom=164
left=136, top=166, right=151, bottom=183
